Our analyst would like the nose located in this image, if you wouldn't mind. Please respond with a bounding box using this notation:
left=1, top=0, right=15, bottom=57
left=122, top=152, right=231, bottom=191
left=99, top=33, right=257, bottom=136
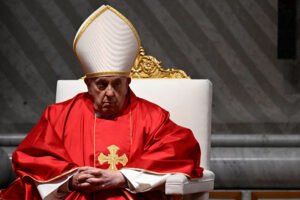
left=105, top=85, right=115, bottom=97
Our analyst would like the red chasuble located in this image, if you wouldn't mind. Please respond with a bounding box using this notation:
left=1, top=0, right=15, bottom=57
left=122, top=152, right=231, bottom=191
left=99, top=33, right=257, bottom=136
left=0, top=89, right=203, bottom=200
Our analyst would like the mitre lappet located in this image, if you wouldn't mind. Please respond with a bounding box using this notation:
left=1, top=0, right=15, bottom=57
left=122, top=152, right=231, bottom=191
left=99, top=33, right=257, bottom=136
left=73, top=5, right=141, bottom=78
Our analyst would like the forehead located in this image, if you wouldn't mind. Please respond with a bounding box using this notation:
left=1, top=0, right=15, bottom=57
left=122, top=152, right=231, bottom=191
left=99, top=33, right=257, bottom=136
left=93, top=76, right=126, bottom=82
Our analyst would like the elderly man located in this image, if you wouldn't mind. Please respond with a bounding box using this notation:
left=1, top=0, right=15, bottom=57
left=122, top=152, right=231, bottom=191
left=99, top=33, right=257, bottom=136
left=0, top=5, right=203, bottom=200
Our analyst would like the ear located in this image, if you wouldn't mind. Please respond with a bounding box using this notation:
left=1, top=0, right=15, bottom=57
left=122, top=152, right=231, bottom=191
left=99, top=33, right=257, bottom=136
left=84, top=78, right=90, bottom=86
left=127, top=77, right=131, bottom=85
left=84, top=78, right=92, bottom=94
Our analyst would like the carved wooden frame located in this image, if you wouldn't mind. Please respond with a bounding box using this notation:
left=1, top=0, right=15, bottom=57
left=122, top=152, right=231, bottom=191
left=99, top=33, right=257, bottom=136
left=251, top=191, right=300, bottom=200
left=209, top=191, right=242, bottom=200
left=130, top=47, right=190, bottom=79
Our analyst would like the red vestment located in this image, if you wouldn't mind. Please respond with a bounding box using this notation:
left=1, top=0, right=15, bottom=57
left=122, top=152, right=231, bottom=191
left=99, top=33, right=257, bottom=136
left=0, top=90, right=203, bottom=200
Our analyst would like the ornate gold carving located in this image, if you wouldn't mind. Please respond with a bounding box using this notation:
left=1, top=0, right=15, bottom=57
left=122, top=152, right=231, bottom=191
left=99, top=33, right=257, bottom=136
left=130, top=47, right=190, bottom=79
left=98, top=145, right=128, bottom=171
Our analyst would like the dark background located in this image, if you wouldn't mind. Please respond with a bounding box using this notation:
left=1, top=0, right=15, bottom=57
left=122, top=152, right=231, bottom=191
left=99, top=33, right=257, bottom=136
left=1, top=0, right=300, bottom=135
left=0, top=0, right=300, bottom=135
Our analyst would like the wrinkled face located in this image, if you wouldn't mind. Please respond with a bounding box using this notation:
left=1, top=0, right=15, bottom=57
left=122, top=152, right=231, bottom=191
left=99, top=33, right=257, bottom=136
left=85, top=76, right=131, bottom=118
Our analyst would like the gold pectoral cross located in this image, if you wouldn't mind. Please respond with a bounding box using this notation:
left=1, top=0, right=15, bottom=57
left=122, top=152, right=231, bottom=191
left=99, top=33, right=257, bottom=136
left=98, top=145, right=128, bottom=171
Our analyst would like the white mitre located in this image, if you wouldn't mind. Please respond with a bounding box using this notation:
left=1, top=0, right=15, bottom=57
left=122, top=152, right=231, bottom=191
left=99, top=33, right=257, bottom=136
left=73, top=5, right=141, bottom=78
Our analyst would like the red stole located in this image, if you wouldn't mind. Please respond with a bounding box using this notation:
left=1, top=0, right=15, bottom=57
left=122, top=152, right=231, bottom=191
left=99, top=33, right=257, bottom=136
left=94, top=112, right=131, bottom=170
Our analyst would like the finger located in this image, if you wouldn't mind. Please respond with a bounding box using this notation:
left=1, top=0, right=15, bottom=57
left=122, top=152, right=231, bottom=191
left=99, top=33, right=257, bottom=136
left=98, top=184, right=106, bottom=190
left=77, top=173, right=94, bottom=183
left=77, top=182, right=93, bottom=187
left=76, top=183, right=105, bottom=192
left=85, top=177, right=105, bottom=185
left=78, top=166, right=95, bottom=172
left=81, top=169, right=103, bottom=177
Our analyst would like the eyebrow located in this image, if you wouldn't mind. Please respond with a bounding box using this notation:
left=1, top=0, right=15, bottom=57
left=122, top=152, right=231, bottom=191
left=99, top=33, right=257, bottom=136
left=95, top=77, right=123, bottom=82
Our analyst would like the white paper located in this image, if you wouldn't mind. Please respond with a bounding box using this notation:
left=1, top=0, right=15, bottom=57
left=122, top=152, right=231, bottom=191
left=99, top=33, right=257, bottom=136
left=120, top=168, right=170, bottom=193
left=34, top=172, right=75, bottom=200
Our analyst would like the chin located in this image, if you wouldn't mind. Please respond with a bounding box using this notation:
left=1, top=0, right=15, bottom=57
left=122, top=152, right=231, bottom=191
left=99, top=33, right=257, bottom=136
left=100, top=109, right=117, bottom=118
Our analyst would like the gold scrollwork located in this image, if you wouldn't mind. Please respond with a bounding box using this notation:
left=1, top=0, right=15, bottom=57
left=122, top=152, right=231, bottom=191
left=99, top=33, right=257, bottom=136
left=130, top=47, right=190, bottom=79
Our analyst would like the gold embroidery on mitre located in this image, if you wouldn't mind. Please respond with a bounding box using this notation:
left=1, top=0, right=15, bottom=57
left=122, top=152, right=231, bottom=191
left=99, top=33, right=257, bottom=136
left=98, top=145, right=128, bottom=171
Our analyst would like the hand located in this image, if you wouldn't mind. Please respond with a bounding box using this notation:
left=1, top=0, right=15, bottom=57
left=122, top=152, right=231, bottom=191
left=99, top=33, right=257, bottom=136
left=69, top=166, right=126, bottom=192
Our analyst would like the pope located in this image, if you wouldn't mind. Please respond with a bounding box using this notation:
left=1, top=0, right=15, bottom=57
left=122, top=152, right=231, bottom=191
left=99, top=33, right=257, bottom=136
left=0, top=5, right=203, bottom=200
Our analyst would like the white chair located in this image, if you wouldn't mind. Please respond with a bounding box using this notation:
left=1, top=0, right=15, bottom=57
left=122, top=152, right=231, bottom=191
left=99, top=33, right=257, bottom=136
left=56, top=79, right=215, bottom=200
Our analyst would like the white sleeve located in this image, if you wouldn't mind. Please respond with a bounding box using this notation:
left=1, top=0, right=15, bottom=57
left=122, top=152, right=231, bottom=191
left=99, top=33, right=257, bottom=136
left=120, top=168, right=171, bottom=193
left=34, top=172, right=76, bottom=200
